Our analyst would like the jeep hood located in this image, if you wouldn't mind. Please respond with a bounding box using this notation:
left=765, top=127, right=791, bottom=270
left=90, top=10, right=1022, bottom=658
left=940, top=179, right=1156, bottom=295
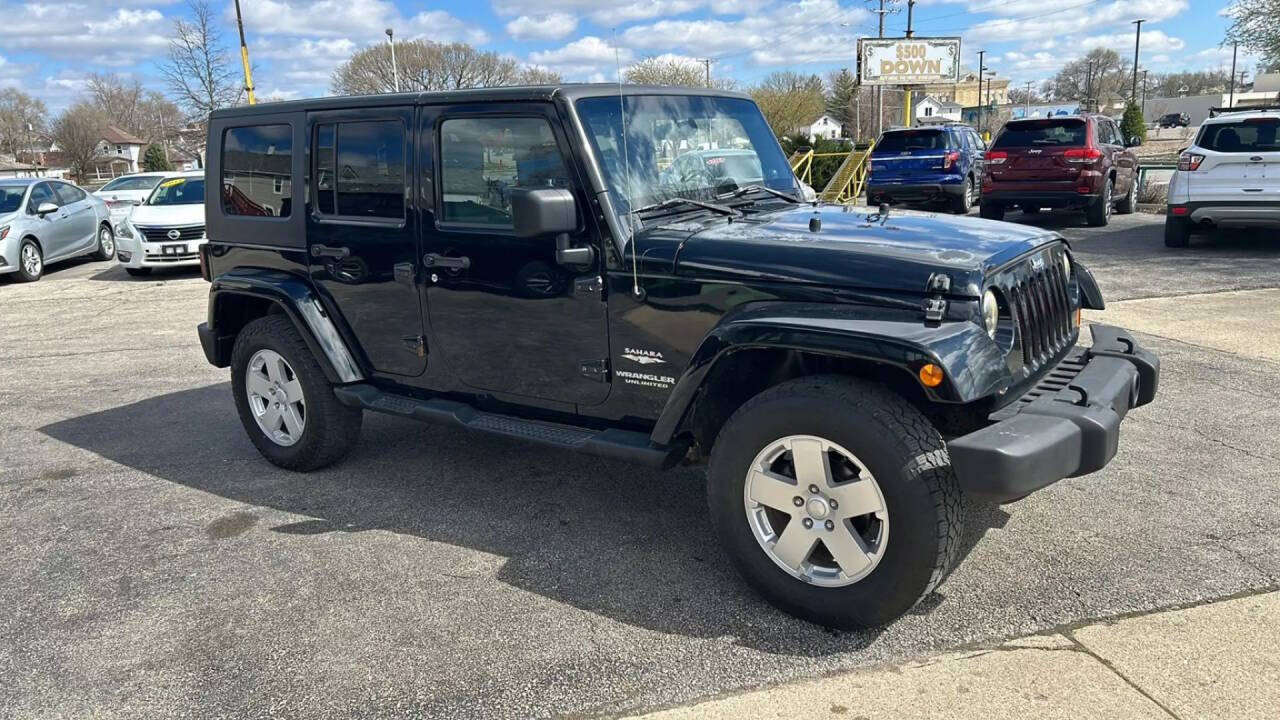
left=664, top=205, right=1063, bottom=298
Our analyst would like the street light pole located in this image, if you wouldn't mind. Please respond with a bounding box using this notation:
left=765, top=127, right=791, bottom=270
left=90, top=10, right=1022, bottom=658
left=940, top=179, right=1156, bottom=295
left=386, top=28, right=400, bottom=92
left=1023, top=80, right=1034, bottom=116
left=977, top=50, right=985, bottom=133
left=1141, top=69, right=1149, bottom=115
left=1131, top=19, right=1145, bottom=103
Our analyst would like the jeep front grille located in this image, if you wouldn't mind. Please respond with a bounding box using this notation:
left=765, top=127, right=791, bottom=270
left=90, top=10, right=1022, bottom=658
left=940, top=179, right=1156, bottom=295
left=995, top=247, right=1076, bottom=373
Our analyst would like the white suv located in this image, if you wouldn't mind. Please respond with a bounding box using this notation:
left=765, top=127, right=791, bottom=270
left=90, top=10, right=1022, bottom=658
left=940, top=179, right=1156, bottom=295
left=1166, top=109, right=1280, bottom=247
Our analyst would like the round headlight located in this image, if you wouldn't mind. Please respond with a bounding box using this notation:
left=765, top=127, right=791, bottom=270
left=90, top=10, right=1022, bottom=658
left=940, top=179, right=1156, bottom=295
left=982, top=289, right=999, bottom=339
left=1061, top=252, right=1071, bottom=279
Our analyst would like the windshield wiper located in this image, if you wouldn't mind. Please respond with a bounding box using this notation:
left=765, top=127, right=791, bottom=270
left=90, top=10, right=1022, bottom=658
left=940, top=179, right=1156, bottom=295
left=631, top=196, right=742, bottom=218
left=720, top=184, right=802, bottom=203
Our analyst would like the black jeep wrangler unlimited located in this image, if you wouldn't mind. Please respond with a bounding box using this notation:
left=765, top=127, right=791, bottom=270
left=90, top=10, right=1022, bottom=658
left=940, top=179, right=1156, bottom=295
left=197, top=85, right=1158, bottom=628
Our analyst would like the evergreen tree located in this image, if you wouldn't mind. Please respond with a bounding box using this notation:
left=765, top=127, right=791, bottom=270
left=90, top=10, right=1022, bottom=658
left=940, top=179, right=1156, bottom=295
left=1119, top=102, right=1146, bottom=145
left=142, top=143, right=173, bottom=172
left=826, top=68, right=859, bottom=136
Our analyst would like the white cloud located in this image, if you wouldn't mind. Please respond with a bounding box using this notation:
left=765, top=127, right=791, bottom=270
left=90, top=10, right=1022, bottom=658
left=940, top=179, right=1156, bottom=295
left=505, top=13, right=578, bottom=41
left=0, top=2, right=170, bottom=67
left=962, top=0, right=1189, bottom=47
left=1081, top=30, right=1185, bottom=55
left=528, top=36, right=634, bottom=80
left=239, top=0, right=487, bottom=44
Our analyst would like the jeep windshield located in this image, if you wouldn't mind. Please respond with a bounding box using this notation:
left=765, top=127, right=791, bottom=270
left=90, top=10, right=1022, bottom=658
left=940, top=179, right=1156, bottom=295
left=575, top=94, right=798, bottom=218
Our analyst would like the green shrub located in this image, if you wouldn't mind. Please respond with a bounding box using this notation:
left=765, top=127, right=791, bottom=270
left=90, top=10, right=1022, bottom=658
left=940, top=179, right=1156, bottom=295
left=1120, top=102, right=1147, bottom=145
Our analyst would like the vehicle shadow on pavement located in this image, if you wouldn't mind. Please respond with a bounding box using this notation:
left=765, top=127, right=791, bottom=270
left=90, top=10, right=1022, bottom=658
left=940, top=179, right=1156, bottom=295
left=88, top=265, right=202, bottom=282
left=39, top=383, right=1009, bottom=657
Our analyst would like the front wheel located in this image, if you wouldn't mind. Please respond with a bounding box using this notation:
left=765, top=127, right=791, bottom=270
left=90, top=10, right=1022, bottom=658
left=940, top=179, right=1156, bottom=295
left=231, top=315, right=362, bottom=471
left=707, top=376, right=963, bottom=629
left=91, top=224, right=115, bottom=261
left=14, top=239, right=42, bottom=282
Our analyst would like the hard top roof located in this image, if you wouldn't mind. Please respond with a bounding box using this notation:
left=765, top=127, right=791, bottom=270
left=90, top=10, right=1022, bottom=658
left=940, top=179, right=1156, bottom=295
left=210, top=84, right=752, bottom=120
left=1204, top=107, right=1280, bottom=123
left=0, top=177, right=41, bottom=187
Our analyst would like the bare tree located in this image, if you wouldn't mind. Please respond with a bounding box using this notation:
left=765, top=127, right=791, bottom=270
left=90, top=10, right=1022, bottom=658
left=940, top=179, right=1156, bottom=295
left=1225, top=0, right=1280, bottom=71
left=161, top=0, right=240, bottom=122
left=332, top=40, right=559, bottom=95
left=750, top=71, right=826, bottom=137
left=1043, top=48, right=1131, bottom=103
left=0, top=88, right=48, bottom=157
left=52, top=103, right=109, bottom=182
left=625, top=56, right=704, bottom=87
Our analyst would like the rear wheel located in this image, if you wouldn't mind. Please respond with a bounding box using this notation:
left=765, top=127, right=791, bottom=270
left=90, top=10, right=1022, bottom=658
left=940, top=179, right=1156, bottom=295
left=91, top=223, right=115, bottom=261
left=231, top=315, right=362, bottom=471
left=707, top=376, right=962, bottom=629
left=1164, top=218, right=1191, bottom=248
left=951, top=177, right=975, bottom=214
left=1086, top=178, right=1113, bottom=227
left=979, top=202, right=1004, bottom=221
left=14, top=239, right=42, bottom=282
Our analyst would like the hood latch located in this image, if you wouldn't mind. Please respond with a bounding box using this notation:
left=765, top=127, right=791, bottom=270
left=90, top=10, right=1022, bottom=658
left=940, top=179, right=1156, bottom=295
left=923, top=272, right=951, bottom=324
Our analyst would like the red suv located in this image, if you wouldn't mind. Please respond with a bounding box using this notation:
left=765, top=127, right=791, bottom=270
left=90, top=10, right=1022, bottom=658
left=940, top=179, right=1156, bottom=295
left=979, top=115, right=1141, bottom=226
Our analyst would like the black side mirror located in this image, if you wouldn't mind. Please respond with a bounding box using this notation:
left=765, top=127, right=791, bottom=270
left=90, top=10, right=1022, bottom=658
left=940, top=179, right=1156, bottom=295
left=510, top=187, right=577, bottom=238
left=1127, top=136, right=1143, bottom=148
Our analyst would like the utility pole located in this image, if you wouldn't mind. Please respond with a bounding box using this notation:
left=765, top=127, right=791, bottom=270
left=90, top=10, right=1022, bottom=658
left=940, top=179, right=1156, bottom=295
left=386, top=28, right=400, bottom=92
left=1085, top=60, right=1094, bottom=112
left=870, top=0, right=894, bottom=137
left=903, top=0, right=916, bottom=127
left=1228, top=42, right=1239, bottom=107
left=1141, top=69, right=1149, bottom=115
left=698, top=58, right=714, bottom=88
left=1131, top=19, right=1145, bottom=104
left=25, top=121, right=37, bottom=178
left=1023, top=80, right=1034, bottom=116
left=233, top=0, right=256, bottom=105
left=977, top=50, right=986, bottom=134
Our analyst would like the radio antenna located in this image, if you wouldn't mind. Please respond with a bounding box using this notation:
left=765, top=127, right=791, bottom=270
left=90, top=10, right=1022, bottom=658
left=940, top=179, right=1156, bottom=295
left=614, top=29, right=641, bottom=299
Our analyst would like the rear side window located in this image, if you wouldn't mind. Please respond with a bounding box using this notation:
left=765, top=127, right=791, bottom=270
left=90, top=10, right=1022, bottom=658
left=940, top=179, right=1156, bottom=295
left=993, top=119, right=1086, bottom=148
left=876, top=129, right=947, bottom=152
left=313, top=120, right=406, bottom=219
left=223, top=124, right=293, bottom=217
left=1197, top=119, right=1280, bottom=153
left=53, top=183, right=86, bottom=205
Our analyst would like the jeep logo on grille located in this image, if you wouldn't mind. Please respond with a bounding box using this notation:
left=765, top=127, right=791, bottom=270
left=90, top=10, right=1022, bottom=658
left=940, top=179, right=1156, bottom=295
left=166, top=229, right=182, bottom=241
left=1030, top=255, right=1046, bottom=272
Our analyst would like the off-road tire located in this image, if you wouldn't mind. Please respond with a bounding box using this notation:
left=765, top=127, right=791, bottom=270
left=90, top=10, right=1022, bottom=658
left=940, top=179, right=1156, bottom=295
left=91, top=223, right=115, bottom=261
left=979, top=202, right=1004, bottom=221
left=706, top=375, right=963, bottom=629
left=1086, top=178, right=1113, bottom=227
left=1164, top=218, right=1191, bottom=248
left=231, top=315, right=362, bottom=471
left=125, top=267, right=152, bottom=277
left=14, top=239, right=42, bottom=282
left=1115, top=178, right=1137, bottom=214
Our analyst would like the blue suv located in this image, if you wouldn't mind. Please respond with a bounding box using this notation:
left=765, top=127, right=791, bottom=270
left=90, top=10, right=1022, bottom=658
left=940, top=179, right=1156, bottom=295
left=866, top=123, right=986, bottom=214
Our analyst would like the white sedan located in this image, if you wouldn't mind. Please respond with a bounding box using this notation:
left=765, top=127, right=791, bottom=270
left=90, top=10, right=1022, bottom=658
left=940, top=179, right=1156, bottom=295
left=114, top=171, right=206, bottom=276
left=92, top=172, right=171, bottom=224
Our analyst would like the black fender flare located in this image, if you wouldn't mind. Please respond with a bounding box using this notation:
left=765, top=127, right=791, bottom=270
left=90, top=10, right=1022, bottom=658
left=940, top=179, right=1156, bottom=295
left=650, top=301, right=1010, bottom=445
left=204, top=268, right=364, bottom=384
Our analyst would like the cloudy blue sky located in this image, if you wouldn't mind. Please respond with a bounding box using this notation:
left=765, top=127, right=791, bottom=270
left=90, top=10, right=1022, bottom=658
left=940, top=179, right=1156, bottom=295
left=0, top=0, right=1250, bottom=112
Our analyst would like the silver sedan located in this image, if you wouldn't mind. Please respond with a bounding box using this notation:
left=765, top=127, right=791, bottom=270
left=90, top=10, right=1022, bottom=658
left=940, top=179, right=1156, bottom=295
left=0, top=178, right=115, bottom=282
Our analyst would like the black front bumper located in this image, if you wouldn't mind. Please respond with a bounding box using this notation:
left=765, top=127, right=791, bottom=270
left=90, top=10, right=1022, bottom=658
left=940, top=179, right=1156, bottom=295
left=948, top=325, right=1159, bottom=502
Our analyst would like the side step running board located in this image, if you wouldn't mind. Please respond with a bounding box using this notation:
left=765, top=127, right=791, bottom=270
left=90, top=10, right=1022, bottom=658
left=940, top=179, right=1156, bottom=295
left=333, top=384, right=683, bottom=469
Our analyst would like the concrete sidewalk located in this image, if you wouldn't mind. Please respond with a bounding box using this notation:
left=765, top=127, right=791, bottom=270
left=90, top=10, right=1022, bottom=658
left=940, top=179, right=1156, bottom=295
left=627, top=590, right=1280, bottom=719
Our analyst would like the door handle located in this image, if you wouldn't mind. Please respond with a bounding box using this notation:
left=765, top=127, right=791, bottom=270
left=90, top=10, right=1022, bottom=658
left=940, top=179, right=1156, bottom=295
left=424, top=253, right=470, bottom=270
left=311, top=244, right=350, bottom=259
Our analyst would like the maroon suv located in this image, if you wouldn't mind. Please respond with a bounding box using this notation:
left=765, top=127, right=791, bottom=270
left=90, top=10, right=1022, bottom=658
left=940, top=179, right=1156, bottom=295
left=979, top=115, right=1141, bottom=227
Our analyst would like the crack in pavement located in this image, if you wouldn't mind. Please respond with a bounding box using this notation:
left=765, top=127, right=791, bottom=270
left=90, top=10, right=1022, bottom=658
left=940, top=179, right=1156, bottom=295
left=1061, top=630, right=1185, bottom=720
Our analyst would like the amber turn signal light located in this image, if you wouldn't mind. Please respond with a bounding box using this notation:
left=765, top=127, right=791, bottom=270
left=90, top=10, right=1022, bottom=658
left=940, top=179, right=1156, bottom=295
left=918, top=363, right=944, bottom=388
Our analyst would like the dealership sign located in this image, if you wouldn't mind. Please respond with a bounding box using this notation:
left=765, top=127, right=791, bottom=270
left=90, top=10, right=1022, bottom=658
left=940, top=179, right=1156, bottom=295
left=858, top=37, right=962, bottom=86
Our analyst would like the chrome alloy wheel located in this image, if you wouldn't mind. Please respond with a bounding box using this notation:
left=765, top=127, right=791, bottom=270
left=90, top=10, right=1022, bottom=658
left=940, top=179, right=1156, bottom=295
left=21, top=243, right=41, bottom=277
left=99, top=226, right=115, bottom=256
left=246, top=349, right=306, bottom=447
left=744, top=435, right=889, bottom=587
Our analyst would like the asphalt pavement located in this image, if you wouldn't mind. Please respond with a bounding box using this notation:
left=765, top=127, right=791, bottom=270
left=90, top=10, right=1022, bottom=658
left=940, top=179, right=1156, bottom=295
left=1, top=210, right=1278, bottom=718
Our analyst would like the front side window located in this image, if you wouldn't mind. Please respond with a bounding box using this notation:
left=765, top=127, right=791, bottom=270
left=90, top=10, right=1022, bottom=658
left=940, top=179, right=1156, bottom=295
left=575, top=94, right=794, bottom=213
left=147, top=177, right=205, bottom=206
left=439, top=117, right=570, bottom=226
left=1197, top=118, right=1280, bottom=152
left=53, top=183, right=86, bottom=205
left=313, top=120, right=405, bottom=219
left=223, top=124, right=292, bottom=217
left=27, top=183, right=55, bottom=212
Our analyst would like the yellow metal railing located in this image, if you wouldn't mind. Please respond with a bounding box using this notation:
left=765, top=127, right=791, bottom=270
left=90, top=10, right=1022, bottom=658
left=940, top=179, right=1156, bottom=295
left=790, top=142, right=875, bottom=205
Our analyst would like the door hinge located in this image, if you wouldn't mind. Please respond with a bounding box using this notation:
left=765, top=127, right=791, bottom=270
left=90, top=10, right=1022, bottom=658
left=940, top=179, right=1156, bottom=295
left=923, top=272, right=951, bottom=324
left=579, top=359, right=609, bottom=383
left=401, top=335, right=426, bottom=358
